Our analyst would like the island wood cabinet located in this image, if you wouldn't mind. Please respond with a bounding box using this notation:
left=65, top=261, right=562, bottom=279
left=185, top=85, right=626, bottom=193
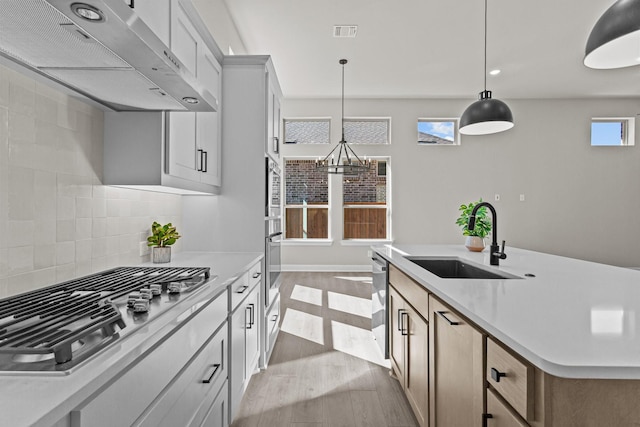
left=388, top=265, right=430, bottom=427
left=229, top=263, right=262, bottom=422
left=429, top=295, right=485, bottom=427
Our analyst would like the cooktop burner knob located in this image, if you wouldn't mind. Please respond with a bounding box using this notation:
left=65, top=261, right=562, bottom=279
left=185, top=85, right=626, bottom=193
left=133, top=298, right=149, bottom=313
left=139, top=288, right=152, bottom=300
left=150, top=284, right=162, bottom=296
left=168, top=282, right=182, bottom=294
left=127, top=292, right=141, bottom=307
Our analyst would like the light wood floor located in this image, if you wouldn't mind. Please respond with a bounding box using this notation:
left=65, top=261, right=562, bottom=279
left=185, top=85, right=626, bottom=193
left=231, top=272, right=418, bottom=427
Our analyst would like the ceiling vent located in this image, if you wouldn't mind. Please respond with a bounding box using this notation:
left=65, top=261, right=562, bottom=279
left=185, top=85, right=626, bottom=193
left=333, top=25, right=358, bottom=38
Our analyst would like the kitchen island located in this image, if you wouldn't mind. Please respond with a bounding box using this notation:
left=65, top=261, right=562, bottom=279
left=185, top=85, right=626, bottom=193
left=374, top=244, right=640, bottom=426
left=0, top=251, right=262, bottom=427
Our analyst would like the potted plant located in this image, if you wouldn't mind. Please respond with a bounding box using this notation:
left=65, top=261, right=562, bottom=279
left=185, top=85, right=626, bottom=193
left=455, top=199, right=492, bottom=252
left=147, top=221, right=181, bottom=263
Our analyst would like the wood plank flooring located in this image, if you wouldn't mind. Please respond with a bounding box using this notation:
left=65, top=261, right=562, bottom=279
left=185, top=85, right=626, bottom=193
left=231, top=272, right=418, bottom=427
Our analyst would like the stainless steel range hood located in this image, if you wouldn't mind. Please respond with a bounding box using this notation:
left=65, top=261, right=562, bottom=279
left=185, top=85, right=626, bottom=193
left=0, top=0, right=218, bottom=112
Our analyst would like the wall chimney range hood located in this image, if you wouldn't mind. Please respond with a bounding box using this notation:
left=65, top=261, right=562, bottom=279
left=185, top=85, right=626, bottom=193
left=0, top=0, right=218, bottom=112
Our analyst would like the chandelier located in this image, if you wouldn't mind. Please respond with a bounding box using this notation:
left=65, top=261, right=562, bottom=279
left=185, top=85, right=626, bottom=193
left=316, top=59, right=372, bottom=174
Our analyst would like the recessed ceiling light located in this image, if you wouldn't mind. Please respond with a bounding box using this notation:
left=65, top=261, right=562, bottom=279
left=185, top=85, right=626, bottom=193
left=182, top=97, right=199, bottom=104
left=71, top=3, right=105, bottom=22
left=489, top=69, right=501, bottom=76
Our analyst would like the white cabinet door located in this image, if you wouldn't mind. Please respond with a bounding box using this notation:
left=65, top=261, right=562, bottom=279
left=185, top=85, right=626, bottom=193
left=244, top=286, right=260, bottom=378
left=130, top=0, right=171, bottom=46
left=230, top=302, right=246, bottom=419
left=167, top=112, right=200, bottom=182
left=170, top=0, right=198, bottom=77
left=198, top=49, right=222, bottom=186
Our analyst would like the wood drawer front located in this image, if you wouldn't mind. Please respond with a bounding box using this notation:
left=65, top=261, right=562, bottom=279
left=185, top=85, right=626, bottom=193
left=389, top=264, right=429, bottom=319
left=487, top=388, right=529, bottom=427
left=487, top=338, right=534, bottom=421
left=230, top=272, right=250, bottom=311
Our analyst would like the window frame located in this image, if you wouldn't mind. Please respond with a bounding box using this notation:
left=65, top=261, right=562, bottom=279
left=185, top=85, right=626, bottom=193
left=341, top=157, right=391, bottom=242
left=591, top=117, right=635, bottom=146
left=343, top=117, right=392, bottom=145
left=283, top=157, right=332, bottom=243
left=283, top=117, right=332, bottom=145
left=417, top=118, right=460, bottom=145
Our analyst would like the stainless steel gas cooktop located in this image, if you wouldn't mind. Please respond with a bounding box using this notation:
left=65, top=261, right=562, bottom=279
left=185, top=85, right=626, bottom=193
left=0, top=266, right=213, bottom=374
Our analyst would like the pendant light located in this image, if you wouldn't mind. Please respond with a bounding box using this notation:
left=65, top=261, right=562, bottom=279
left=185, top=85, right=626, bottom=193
left=584, top=0, right=640, bottom=69
left=316, top=59, right=371, bottom=175
left=459, top=0, right=514, bottom=136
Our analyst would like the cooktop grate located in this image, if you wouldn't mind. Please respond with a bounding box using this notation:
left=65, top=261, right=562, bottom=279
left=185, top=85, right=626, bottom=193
left=0, top=266, right=210, bottom=365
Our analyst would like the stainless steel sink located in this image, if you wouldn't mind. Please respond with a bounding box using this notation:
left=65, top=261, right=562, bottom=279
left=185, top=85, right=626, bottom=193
left=406, top=257, right=521, bottom=279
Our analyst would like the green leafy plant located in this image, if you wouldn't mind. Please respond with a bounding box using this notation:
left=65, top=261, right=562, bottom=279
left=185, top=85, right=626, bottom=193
left=147, top=222, right=181, bottom=247
left=455, top=199, right=492, bottom=238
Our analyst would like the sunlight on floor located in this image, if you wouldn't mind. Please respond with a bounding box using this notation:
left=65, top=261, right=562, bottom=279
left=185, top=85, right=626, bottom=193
left=334, top=275, right=373, bottom=284
left=331, top=320, right=389, bottom=367
left=280, top=308, right=324, bottom=345
left=327, top=291, right=372, bottom=319
left=290, top=284, right=323, bottom=306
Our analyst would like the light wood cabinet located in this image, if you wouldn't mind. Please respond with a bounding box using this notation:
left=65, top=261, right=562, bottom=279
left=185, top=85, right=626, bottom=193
left=429, top=295, right=485, bottom=427
left=388, top=267, right=429, bottom=427
left=486, top=388, right=529, bottom=427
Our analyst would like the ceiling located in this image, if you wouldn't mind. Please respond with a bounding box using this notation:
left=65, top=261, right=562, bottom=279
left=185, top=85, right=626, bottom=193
left=223, top=0, right=640, bottom=100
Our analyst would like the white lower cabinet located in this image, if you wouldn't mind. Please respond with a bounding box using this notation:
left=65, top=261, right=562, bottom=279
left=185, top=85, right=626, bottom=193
left=69, top=290, right=228, bottom=427
left=229, top=267, right=262, bottom=422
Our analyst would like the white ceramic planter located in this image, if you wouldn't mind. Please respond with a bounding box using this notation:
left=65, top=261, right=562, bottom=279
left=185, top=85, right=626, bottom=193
left=152, top=246, right=171, bottom=263
left=465, top=236, right=485, bottom=252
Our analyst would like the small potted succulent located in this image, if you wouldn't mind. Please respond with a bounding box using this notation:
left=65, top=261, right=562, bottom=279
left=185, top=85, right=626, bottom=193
left=455, top=199, right=492, bottom=252
left=147, top=221, right=181, bottom=263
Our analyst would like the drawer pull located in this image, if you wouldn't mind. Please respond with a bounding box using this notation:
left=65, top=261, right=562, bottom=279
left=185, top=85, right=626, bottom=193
left=236, top=285, right=249, bottom=294
left=202, top=363, right=221, bottom=384
left=437, top=310, right=460, bottom=326
left=400, top=311, right=409, bottom=336
left=482, top=413, right=493, bottom=427
left=490, top=367, right=507, bottom=383
left=271, top=314, right=278, bottom=322
left=252, top=272, right=261, bottom=279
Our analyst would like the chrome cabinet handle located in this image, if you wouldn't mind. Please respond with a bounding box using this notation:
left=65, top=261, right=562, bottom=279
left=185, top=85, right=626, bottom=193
left=202, top=150, right=208, bottom=173
left=202, top=363, right=220, bottom=384
left=236, top=285, right=249, bottom=294
left=249, top=303, right=255, bottom=327
left=437, top=311, right=460, bottom=326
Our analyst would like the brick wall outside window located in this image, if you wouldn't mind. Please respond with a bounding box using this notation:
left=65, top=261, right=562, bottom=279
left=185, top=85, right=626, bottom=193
left=285, top=160, right=328, bottom=205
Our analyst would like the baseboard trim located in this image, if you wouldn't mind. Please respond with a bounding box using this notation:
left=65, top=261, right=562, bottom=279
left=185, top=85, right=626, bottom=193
left=282, top=264, right=371, bottom=272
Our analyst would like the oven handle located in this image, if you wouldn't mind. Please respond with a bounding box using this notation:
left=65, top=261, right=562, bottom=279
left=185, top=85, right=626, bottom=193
left=267, top=231, right=283, bottom=241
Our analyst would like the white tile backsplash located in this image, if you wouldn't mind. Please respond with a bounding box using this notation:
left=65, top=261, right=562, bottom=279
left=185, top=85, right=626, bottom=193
left=0, top=64, right=183, bottom=298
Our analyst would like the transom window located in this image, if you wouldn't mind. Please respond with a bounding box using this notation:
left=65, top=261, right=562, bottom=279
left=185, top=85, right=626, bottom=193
left=284, top=119, right=331, bottom=144
left=344, top=118, right=390, bottom=144
left=591, top=118, right=635, bottom=146
left=417, top=119, right=458, bottom=145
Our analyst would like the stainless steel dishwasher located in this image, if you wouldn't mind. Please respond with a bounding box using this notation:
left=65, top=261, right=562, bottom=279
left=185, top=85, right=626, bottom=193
left=371, top=254, right=389, bottom=359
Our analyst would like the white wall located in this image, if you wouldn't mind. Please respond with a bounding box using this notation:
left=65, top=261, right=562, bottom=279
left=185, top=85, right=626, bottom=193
left=0, top=65, right=183, bottom=298
left=281, top=97, right=640, bottom=269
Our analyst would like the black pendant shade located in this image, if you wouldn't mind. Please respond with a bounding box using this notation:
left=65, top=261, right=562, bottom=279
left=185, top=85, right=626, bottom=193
left=459, top=90, right=514, bottom=135
left=584, top=0, right=640, bottom=69
left=459, top=0, right=514, bottom=136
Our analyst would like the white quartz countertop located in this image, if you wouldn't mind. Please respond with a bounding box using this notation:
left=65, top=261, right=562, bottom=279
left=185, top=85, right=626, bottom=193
left=0, top=251, right=262, bottom=427
left=372, top=244, right=640, bottom=380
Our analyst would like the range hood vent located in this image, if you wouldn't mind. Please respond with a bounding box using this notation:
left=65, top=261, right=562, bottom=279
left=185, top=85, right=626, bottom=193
left=0, top=0, right=218, bottom=112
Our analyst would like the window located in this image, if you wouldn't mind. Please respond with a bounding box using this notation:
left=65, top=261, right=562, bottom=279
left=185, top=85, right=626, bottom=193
left=283, top=119, right=331, bottom=144
left=284, top=159, right=329, bottom=239
left=417, top=119, right=458, bottom=145
left=591, top=118, right=635, bottom=146
left=343, top=159, right=389, bottom=240
left=344, top=118, right=390, bottom=144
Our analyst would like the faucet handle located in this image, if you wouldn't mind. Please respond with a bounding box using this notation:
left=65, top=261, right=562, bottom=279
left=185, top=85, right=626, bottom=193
left=498, top=240, right=507, bottom=259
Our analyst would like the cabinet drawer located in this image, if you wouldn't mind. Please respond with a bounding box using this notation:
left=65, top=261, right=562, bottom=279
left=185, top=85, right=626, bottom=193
left=230, top=272, right=250, bottom=310
left=249, top=262, right=262, bottom=286
left=389, top=265, right=429, bottom=320
left=487, top=388, right=529, bottom=427
left=487, top=338, right=534, bottom=421
left=151, top=324, right=228, bottom=427
left=71, top=290, right=228, bottom=427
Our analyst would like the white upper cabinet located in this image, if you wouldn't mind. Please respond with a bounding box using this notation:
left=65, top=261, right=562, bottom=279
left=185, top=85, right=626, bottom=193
left=166, top=0, right=222, bottom=187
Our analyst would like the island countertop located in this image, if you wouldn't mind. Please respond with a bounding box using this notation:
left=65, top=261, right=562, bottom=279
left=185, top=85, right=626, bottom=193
left=372, top=244, right=640, bottom=380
